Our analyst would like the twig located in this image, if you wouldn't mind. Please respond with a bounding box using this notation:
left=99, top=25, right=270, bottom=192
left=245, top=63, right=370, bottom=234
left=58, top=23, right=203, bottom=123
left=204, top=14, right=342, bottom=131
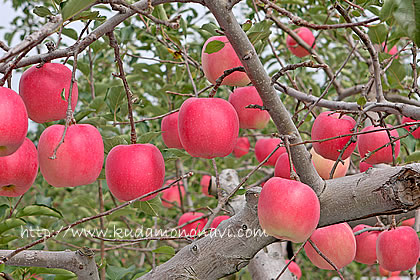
left=0, top=41, right=10, bottom=51
left=209, top=66, right=246, bottom=97
left=0, top=272, right=14, bottom=280
left=182, top=46, right=198, bottom=97
left=353, top=226, right=385, bottom=236
left=308, top=239, right=345, bottom=280
left=97, top=181, right=106, bottom=280
left=275, top=240, right=307, bottom=280
left=411, top=44, right=419, bottom=98
left=271, top=61, right=328, bottom=84
left=114, top=108, right=179, bottom=125
left=7, top=195, right=24, bottom=219
left=281, top=135, right=300, bottom=181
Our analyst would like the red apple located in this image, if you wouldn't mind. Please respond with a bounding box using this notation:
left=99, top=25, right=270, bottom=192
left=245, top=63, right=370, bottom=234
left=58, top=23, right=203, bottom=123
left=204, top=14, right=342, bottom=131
left=274, top=152, right=296, bottom=179
left=400, top=217, right=415, bottom=227
left=201, top=36, right=250, bottom=86
left=178, top=98, right=239, bottom=159
left=310, top=148, right=350, bottom=179
left=379, top=265, right=400, bottom=277
left=232, top=137, right=250, bottom=158
left=210, top=215, right=230, bottom=229
left=286, top=27, right=316, bottom=58
left=376, top=226, right=420, bottom=272
left=254, top=138, right=286, bottom=166
left=161, top=180, right=185, bottom=208
left=311, top=111, right=356, bottom=160
left=304, top=223, right=356, bottom=270
left=358, top=125, right=400, bottom=164
left=106, top=143, right=165, bottom=201
left=0, top=87, right=28, bottom=157
left=200, top=175, right=212, bottom=197
left=386, top=277, right=401, bottom=280
left=402, top=116, right=420, bottom=139
left=359, top=161, right=372, bottom=172
left=353, top=224, right=380, bottom=265
left=19, top=63, right=78, bottom=123
left=0, top=138, right=38, bottom=197
left=161, top=112, right=183, bottom=149
left=178, top=212, right=208, bottom=236
left=258, top=177, right=320, bottom=243
left=228, top=86, right=270, bottom=129
left=38, top=124, right=104, bottom=188
left=382, top=42, right=398, bottom=58
left=285, top=260, right=302, bottom=279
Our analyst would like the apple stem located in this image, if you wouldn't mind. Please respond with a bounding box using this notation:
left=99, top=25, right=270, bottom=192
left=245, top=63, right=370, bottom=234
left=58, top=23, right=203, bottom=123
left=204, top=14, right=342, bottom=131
left=209, top=66, right=246, bottom=97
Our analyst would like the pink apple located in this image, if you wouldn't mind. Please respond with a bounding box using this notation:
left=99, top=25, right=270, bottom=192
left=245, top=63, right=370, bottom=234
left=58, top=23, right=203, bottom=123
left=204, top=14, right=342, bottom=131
left=400, top=218, right=415, bottom=227
left=286, top=27, right=316, bottom=58
left=0, top=138, right=38, bottom=197
left=0, top=87, right=28, bottom=157
left=379, top=265, right=400, bottom=277
left=210, top=215, right=230, bottom=229
left=377, top=226, right=420, bottom=272
left=310, top=148, right=349, bottom=179
left=258, top=177, right=320, bottom=243
left=353, top=224, right=380, bottom=265
left=311, top=111, right=357, bottom=160
left=359, top=161, right=372, bottom=173
left=19, top=63, right=78, bottom=123
left=38, top=124, right=104, bottom=188
left=106, top=143, right=165, bottom=201
left=254, top=138, right=286, bottom=166
left=201, top=36, right=250, bottom=86
left=304, top=223, right=356, bottom=270
left=178, top=212, right=208, bottom=236
left=382, top=42, right=398, bottom=58
left=232, top=137, right=250, bottom=158
left=402, top=116, right=420, bottom=139
left=285, top=260, right=302, bottom=279
left=228, top=86, right=270, bottom=129
left=161, top=112, right=183, bottom=149
left=178, top=98, right=239, bottom=159
left=161, top=180, right=185, bottom=208
left=274, top=152, right=296, bottom=179
left=358, top=125, right=400, bottom=164
left=200, top=175, right=212, bottom=197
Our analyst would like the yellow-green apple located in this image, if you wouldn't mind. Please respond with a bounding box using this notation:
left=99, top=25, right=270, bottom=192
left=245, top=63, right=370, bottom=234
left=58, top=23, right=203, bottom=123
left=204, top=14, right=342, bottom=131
left=286, top=27, right=316, bottom=58
left=353, top=224, right=380, bottom=265
left=258, top=177, right=320, bottom=243
left=304, top=222, right=356, bottom=270
left=0, top=87, right=28, bottom=156
left=210, top=215, right=230, bottom=229
left=38, top=124, right=104, bottom=187
left=161, top=112, right=183, bottom=149
left=285, top=260, right=302, bottom=279
left=19, top=63, right=78, bottom=123
left=161, top=180, right=185, bottom=208
left=178, top=98, right=239, bottom=159
left=359, top=161, right=372, bottom=172
left=228, top=86, right=270, bottom=129
left=400, top=218, right=415, bottom=227
left=311, top=111, right=356, bottom=160
left=178, top=212, right=207, bottom=236
left=232, top=137, right=250, bottom=158
left=358, top=125, right=400, bottom=164
left=106, top=143, right=165, bottom=201
left=201, top=36, right=250, bottom=86
left=376, top=226, right=420, bottom=272
left=310, top=148, right=350, bottom=179
left=255, top=138, right=286, bottom=166
left=200, top=175, right=212, bottom=197
left=0, top=138, right=38, bottom=197
left=379, top=265, right=400, bottom=277
left=274, top=152, right=295, bottom=179
left=402, top=116, right=420, bottom=139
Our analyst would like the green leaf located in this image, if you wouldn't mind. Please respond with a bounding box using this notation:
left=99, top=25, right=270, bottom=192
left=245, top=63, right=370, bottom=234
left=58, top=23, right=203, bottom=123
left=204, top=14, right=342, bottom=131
left=73, top=10, right=100, bottom=21
left=0, top=235, right=18, bottom=244
left=105, top=86, right=125, bottom=114
left=60, top=88, right=66, bottom=101
left=204, top=40, right=225, bottom=54
left=0, top=218, right=25, bottom=235
left=367, top=24, right=387, bottom=44
left=406, top=151, right=420, bottom=163
left=242, top=20, right=252, bottom=32
left=380, top=0, right=398, bottom=22
left=33, top=6, right=53, bottom=17
left=61, top=0, right=96, bottom=21
left=106, top=265, right=135, bottom=280
left=357, top=96, right=367, bottom=108
left=29, top=267, right=76, bottom=277
left=103, top=136, right=128, bottom=154
left=161, top=148, right=189, bottom=161
left=61, top=28, right=78, bottom=40
left=386, top=59, right=406, bottom=89
left=106, top=208, right=137, bottom=221
left=414, top=0, right=420, bottom=45
left=246, top=20, right=272, bottom=45
left=16, top=205, right=62, bottom=219
left=138, top=131, right=161, bottom=144
left=152, top=245, right=175, bottom=255
left=0, top=204, right=9, bottom=219
left=133, top=197, right=162, bottom=216
left=201, top=23, right=220, bottom=36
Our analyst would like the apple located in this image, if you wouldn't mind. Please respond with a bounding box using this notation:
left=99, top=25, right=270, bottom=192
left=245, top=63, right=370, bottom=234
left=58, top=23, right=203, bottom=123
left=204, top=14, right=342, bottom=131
left=254, top=138, right=286, bottom=166
left=358, top=125, right=400, bottom=164
left=359, top=161, right=372, bottom=173
left=353, top=224, right=380, bottom=265
left=286, top=27, right=316, bottom=58
left=285, top=260, right=302, bottom=279
left=38, top=124, right=104, bottom=188
left=376, top=226, right=420, bottom=272
left=178, top=212, right=208, bottom=236
left=0, top=138, right=38, bottom=197
left=200, top=175, right=212, bottom=197
left=0, top=87, right=28, bottom=157
left=106, top=143, right=165, bottom=201
left=304, top=223, right=356, bottom=270
left=382, top=42, right=398, bottom=58
left=178, top=98, right=239, bottom=159
left=402, top=116, right=420, bottom=139
left=201, top=36, right=250, bottom=86
left=400, top=217, right=415, bottom=227
left=386, top=277, right=401, bottom=280
left=161, top=180, right=185, bottom=208
left=274, top=152, right=296, bottom=179
left=258, top=177, right=320, bottom=243
left=19, top=63, right=78, bottom=123
left=228, top=86, right=270, bottom=129
left=161, top=112, right=183, bottom=149
left=210, top=215, right=230, bottom=229
left=310, top=148, right=350, bottom=179
left=232, top=137, right=250, bottom=158
left=311, top=111, right=357, bottom=160
left=379, top=265, right=400, bottom=277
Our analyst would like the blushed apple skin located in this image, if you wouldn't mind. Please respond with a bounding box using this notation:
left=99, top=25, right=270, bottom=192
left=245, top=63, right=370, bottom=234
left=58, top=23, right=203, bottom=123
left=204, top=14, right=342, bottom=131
left=285, top=260, right=302, bottom=279
left=258, top=177, right=320, bottom=243
left=228, top=86, right=270, bottom=129
left=358, top=125, right=400, bottom=164
left=359, top=161, right=372, bottom=173
left=376, top=226, right=420, bottom=272
left=304, top=223, right=356, bottom=270
left=19, top=63, right=78, bottom=123
left=310, top=148, right=349, bottom=179
left=201, top=36, right=250, bottom=86
left=200, top=175, right=212, bottom=197
left=178, top=212, right=207, bottom=236
left=161, top=180, right=185, bottom=208
left=353, top=224, right=380, bottom=265
left=106, top=143, right=165, bottom=201
left=0, top=87, right=28, bottom=157
left=379, top=265, right=400, bottom=277
left=311, top=111, right=357, bottom=160
left=210, top=215, right=230, bottom=229
left=178, top=98, right=239, bottom=159
left=274, top=152, right=295, bottom=179
left=0, top=138, right=38, bottom=197
left=255, top=138, right=286, bottom=166
left=286, top=27, right=316, bottom=58
left=232, top=137, right=250, bottom=158
left=38, top=124, right=104, bottom=188
left=400, top=217, right=415, bottom=227
left=161, top=112, right=183, bottom=149
left=402, top=116, right=420, bottom=139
